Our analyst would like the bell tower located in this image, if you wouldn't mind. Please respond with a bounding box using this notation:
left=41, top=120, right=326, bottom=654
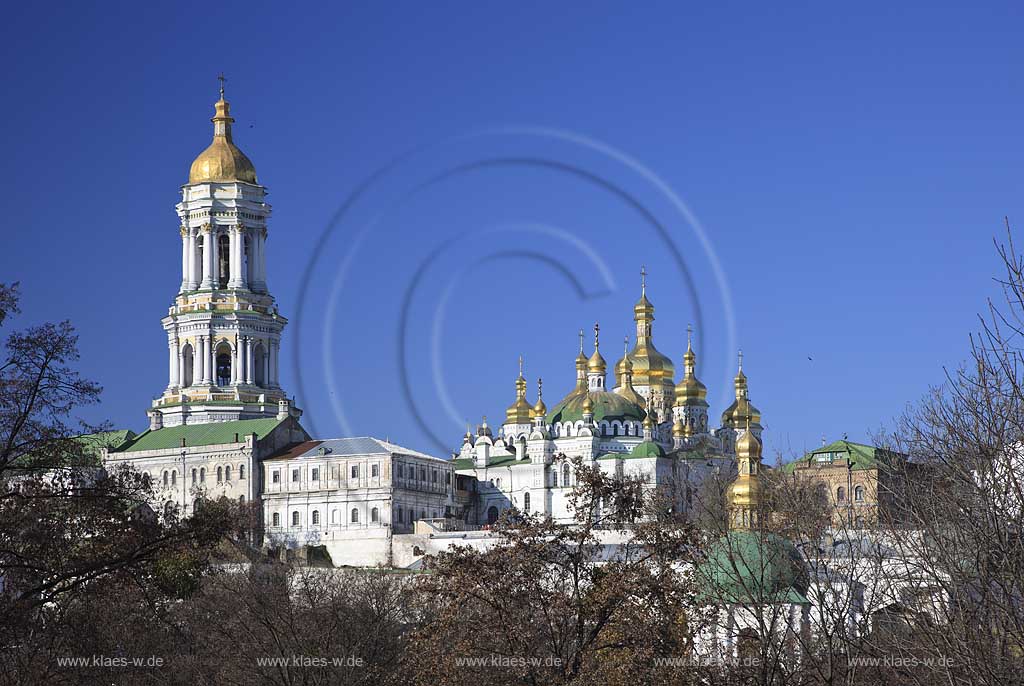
left=152, top=79, right=299, bottom=427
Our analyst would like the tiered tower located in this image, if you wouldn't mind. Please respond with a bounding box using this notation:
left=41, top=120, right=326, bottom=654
left=614, top=266, right=675, bottom=421
left=149, top=80, right=298, bottom=428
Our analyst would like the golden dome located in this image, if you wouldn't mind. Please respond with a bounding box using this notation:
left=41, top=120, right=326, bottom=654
left=721, top=351, right=762, bottom=429
left=505, top=357, right=533, bottom=425
left=617, top=268, right=675, bottom=389
left=188, top=87, right=257, bottom=185
left=736, top=426, right=762, bottom=460
left=674, top=326, right=708, bottom=407
left=587, top=323, right=606, bottom=374
left=582, top=395, right=594, bottom=413
left=532, top=378, right=547, bottom=418
left=614, top=336, right=647, bottom=406
left=672, top=417, right=685, bottom=438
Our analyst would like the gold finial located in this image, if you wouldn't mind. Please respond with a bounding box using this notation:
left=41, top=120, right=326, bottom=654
left=623, top=336, right=629, bottom=357
left=578, top=329, right=585, bottom=355
left=217, top=72, right=226, bottom=99
left=518, top=355, right=524, bottom=379
left=640, top=265, right=647, bottom=295
left=687, top=324, right=693, bottom=351
left=738, top=349, right=744, bottom=371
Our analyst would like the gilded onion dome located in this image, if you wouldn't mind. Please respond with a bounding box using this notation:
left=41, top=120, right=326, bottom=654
left=531, top=378, right=547, bottom=418
left=616, top=267, right=675, bottom=389
left=505, top=357, right=533, bottom=425
left=587, top=324, right=607, bottom=375
left=672, top=416, right=686, bottom=438
left=188, top=80, right=258, bottom=185
left=721, top=351, right=763, bottom=429
left=674, top=325, right=709, bottom=408
left=615, top=337, right=647, bottom=407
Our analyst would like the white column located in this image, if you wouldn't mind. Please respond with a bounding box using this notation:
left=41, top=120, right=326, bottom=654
left=178, top=346, right=186, bottom=387
left=179, top=228, right=189, bottom=293
left=168, top=339, right=179, bottom=388
left=245, top=230, right=255, bottom=287
left=232, top=336, right=241, bottom=384
left=200, top=226, right=215, bottom=289
left=270, top=339, right=279, bottom=387
left=199, top=336, right=210, bottom=384
left=227, top=226, right=243, bottom=289
left=245, top=337, right=255, bottom=384
left=210, top=337, right=219, bottom=385
left=210, top=229, right=220, bottom=289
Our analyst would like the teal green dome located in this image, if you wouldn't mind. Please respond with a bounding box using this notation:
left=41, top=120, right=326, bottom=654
left=630, top=440, right=665, bottom=458
left=545, top=390, right=646, bottom=425
left=697, top=530, right=809, bottom=604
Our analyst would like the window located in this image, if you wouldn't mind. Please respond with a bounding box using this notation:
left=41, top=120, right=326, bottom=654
left=199, top=467, right=206, bottom=483
left=420, top=467, right=426, bottom=481
left=225, top=466, right=232, bottom=481
left=239, top=495, right=245, bottom=503
left=312, top=510, right=320, bottom=525
left=292, top=469, right=299, bottom=483
left=191, top=468, right=197, bottom=485
left=292, top=511, right=300, bottom=526
left=432, top=470, right=438, bottom=484
left=351, top=465, right=359, bottom=479
left=372, top=464, right=379, bottom=478
left=396, top=508, right=403, bottom=523
left=562, top=464, right=571, bottom=488
left=311, top=467, right=319, bottom=482
left=217, top=466, right=223, bottom=483
left=371, top=507, right=379, bottom=523
left=837, top=486, right=847, bottom=503
left=331, top=509, right=338, bottom=524
left=523, top=492, right=531, bottom=512
left=854, top=485, right=865, bottom=502
left=271, top=470, right=280, bottom=484
left=171, top=470, right=177, bottom=486
left=162, top=471, right=169, bottom=487
left=239, top=464, right=245, bottom=479
left=551, top=472, right=557, bottom=488
left=272, top=512, right=280, bottom=527
left=351, top=508, right=359, bottom=523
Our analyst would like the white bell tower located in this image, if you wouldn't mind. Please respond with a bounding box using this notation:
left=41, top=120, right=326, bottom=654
left=151, top=78, right=299, bottom=427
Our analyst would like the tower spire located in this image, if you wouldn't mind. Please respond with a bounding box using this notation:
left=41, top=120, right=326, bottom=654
left=729, top=418, right=763, bottom=530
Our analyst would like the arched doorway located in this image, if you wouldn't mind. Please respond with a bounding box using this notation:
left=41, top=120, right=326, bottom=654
left=181, top=343, right=194, bottom=387
left=486, top=506, right=499, bottom=525
left=215, top=342, right=232, bottom=386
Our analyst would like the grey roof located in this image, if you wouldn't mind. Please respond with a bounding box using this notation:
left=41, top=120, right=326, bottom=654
left=288, top=436, right=446, bottom=462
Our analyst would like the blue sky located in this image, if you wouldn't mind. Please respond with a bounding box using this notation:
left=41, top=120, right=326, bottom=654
left=2, top=2, right=1021, bottom=459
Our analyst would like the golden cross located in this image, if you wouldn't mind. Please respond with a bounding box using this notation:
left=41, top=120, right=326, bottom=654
left=640, top=265, right=647, bottom=293
left=217, top=73, right=226, bottom=98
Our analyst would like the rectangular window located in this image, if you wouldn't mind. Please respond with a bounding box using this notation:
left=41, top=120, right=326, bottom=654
left=372, top=464, right=380, bottom=478
left=311, top=467, right=320, bottom=481
left=351, top=465, right=359, bottom=479
left=292, top=469, right=299, bottom=483
left=272, top=471, right=280, bottom=484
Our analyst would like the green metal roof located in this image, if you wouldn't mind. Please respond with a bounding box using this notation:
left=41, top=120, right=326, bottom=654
left=630, top=440, right=666, bottom=458
left=782, top=439, right=901, bottom=473
left=697, top=530, right=809, bottom=604
left=450, top=455, right=530, bottom=470
left=112, top=418, right=283, bottom=453
left=545, top=390, right=646, bottom=425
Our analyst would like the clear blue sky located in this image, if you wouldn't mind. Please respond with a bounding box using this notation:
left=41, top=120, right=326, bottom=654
left=2, top=2, right=1021, bottom=459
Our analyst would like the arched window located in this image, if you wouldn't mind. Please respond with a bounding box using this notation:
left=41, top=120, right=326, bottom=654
left=217, top=233, right=230, bottom=288
left=238, top=495, right=245, bottom=503
left=562, top=464, right=571, bottom=488
left=217, top=466, right=223, bottom=482
left=162, top=471, right=169, bottom=487
left=181, top=343, right=194, bottom=388
left=191, top=468, right=197, bottom=484
left=551, top=471, right=558, bottom=488
left=239, top=464, right=245, bottom=479
left=331, top=509, right=338, bottom=524
left=854, top=485, right=865, bottom=502
left=215, top=342, right=232, bottom=386
left=837, top=486, right=847, bottom=503
left=163, top=501, right=175, bottom=520
left=272, top=512, right=280, bottom=527
left=311, top=510, right=320, bottom=525
left=291, top=511, right=300, bottom=526
left=225, top=466, right=232, bottom=481
left=253, top=342, right=267, bottom=387
left=351, top=508, right=359, bottom=523
left=171, top=470, right=177, bottom=486
left=199, top=467, right=206, bottom=483
left=523, top=492, right=531, bottom=512
left=816, top=483, right=828, bottom=506
left=371, top=507, right=379, bottom=523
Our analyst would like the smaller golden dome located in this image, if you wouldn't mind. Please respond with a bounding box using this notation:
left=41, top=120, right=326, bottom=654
left=582, top=395, right=594, bottom=413
left=736, top=426, right=762, bottom=459
left=532, top=378, right=547, bottom=418
left=188, top=87, right=257, bottom=185
left=672, top=417, right=685, bottom=438
left=587, top=323, right=607, bottom=374
left=643, top=408, right=655, bottom=429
